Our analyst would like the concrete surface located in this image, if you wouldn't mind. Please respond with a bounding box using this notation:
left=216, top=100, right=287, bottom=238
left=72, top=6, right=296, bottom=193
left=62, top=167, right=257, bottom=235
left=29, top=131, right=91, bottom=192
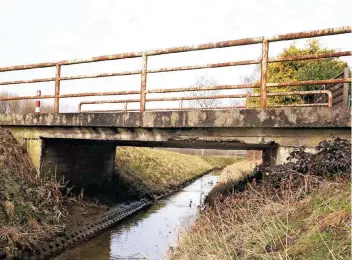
left=1, top=107, right=350, bottom=188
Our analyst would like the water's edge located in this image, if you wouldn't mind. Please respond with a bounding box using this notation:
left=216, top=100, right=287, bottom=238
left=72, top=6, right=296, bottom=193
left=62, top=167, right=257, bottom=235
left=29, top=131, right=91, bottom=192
left=55, top=173, right=219, bottom=260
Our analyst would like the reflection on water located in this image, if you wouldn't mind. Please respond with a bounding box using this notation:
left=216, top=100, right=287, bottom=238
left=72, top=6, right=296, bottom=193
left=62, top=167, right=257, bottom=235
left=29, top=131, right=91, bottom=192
left=55, top=174, right=218, bottom=260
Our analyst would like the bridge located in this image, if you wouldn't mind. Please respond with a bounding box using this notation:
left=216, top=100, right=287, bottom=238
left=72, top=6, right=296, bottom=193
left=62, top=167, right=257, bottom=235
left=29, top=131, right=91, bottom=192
left=0, top=26, right=351, bottom=190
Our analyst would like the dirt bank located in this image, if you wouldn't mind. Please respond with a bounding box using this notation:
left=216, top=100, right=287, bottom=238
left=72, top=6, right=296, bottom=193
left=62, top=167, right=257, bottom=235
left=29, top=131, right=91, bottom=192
left=170, top=138, right=351, bottom=260
left=0, top=129, right=67, bottom=259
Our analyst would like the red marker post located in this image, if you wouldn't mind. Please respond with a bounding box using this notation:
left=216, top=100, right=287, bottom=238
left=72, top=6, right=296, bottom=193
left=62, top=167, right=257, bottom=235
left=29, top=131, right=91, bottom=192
left=35, top=90, right=41, bottom=114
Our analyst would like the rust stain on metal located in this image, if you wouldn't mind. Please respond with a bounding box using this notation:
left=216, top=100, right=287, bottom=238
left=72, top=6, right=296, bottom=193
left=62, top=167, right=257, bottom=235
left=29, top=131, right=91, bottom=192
left=267, top=78, right=351, bottom=87
left=260, top=40, right=269, bottom=108
left=82, top=105, right=247, bottom=113
left=0, top=62, right=57, bottom=72
left=0, top=77, right=55, bottom=85
left=60, top=70, right=141, bottom=81
left=0, top=95, right=55, bottom=101
left=269, top=51, right=352, bottom=63
left=146, top=84, right=260, bottom=94
left=54, top=64, right=61, bottom=113
left=78, top=90, right=332, bottom=112
left=251, top=90, right=333, bottom=108
left=0, top=26, right=349, bottom=112
left=267, top=26, right=352, bottom=42
left=140, top=53, right=148, bottom=112
left=60, top=90, right=140, bottom=99
left=147, top=60, right=261, bottom=73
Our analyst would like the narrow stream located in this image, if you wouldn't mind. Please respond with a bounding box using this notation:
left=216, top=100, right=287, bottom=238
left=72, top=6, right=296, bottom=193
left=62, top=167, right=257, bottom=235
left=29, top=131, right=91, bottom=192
left=55, top=174, right=219, bottom=260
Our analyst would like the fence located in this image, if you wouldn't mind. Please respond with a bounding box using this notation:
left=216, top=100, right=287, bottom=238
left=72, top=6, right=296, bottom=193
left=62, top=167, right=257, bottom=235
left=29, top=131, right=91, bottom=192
left=0, top=26, right=351, bottom=113
left=314, top=67, right=351, bottom=106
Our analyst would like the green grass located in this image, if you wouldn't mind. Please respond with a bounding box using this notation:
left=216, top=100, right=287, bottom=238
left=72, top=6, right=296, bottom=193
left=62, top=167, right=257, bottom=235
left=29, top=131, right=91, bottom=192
left=286, top=181, right=350, bottom=259
left=201, top=156, right=237, bottom=169
left=115, top=147, right=235, bottom=197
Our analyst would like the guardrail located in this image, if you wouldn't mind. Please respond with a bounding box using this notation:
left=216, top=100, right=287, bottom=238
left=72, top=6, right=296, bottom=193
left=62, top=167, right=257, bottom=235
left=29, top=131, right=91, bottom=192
left=78, top=90, right=333, bottom=112
left=0, top=26, right=351, bottom=113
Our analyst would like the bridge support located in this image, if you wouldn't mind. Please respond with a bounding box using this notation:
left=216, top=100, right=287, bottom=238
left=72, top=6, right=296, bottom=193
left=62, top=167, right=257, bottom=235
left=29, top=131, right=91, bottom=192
left=262, top=148, right=278, bottom=166
left=41, top=139, right=116, bottom=195
left=262, top=146, right=317, bottom=166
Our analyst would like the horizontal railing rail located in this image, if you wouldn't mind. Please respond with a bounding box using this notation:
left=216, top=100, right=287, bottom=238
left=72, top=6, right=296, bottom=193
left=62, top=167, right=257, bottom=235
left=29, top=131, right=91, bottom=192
left=78, top=90, right=332, bottom=112
left=0, top=26, right=350, bottom=113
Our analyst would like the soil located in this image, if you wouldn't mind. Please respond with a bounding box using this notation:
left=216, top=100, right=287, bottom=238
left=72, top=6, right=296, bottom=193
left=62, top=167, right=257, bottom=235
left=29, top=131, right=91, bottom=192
left=64, top=199, right=110, bottom=230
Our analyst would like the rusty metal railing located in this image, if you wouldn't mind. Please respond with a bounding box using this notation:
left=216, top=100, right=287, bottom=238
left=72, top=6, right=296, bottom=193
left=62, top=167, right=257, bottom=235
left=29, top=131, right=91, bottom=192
left=78, top=90, right=333, bottom=112
left=0, top=26, right=351, bottom=113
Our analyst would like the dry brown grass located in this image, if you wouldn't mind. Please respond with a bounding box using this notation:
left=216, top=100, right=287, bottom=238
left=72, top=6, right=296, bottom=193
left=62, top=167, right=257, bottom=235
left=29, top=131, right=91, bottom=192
left=206, top=160, right=261, bottom=204
left=0, top=128, right=67, bottom=258
left=218, top=159, right=261, bottom=183
left=170, top=171, right=351, bottom=260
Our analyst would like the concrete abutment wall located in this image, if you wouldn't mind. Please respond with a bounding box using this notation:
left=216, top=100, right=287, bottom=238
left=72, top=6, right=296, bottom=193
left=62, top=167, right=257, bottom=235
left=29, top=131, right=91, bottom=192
left=262, top=146, right=317, bottom=166
left=41, top=139, right=116, bottom=194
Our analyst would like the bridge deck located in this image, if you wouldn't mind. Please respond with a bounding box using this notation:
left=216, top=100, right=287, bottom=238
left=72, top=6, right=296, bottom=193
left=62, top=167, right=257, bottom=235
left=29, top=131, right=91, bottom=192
left=0, top=107, right=350, bottom=128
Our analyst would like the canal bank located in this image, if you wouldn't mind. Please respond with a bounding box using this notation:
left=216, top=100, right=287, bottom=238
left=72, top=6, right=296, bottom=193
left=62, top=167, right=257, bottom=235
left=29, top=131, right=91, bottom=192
left=170, top=138, right=351, bottom=260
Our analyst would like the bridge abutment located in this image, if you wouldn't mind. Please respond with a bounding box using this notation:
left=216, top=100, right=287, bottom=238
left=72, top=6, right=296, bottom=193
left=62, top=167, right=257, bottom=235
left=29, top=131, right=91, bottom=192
left=262, top=146, right=317, bottom=166
left=41, top=139, right=116, bottom=195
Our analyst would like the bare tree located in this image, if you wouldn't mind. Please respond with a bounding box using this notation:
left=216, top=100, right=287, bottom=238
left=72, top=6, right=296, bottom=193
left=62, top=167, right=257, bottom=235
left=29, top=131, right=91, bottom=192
left=235, top=73, right=259, bottom=108
left=0, top=92, right=21, bottom=114
left=21, top=100, right=54, bottom=113
left=187, top=77, right=223, bottom=109
left=229, top=97, right=246, bottom=108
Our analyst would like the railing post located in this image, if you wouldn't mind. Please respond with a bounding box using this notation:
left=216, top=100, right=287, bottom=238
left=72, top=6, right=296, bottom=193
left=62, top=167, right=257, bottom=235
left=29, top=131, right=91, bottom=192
left=179, top=99, right=183, bottom=111
left=124, top=102, right=128, bottom=112
left=140, top=53, right=148, bottom=112
left=342, top=67, right=350, bottom=107
left=54, top=64, right=61, bottom=113
left=260, top=40, right=269, bottom=108
left=246, top=93, right=250, bottom=108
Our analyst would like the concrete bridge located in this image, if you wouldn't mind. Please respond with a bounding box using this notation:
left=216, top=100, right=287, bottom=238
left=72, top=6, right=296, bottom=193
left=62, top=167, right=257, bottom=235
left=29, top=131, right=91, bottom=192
left=0, top=26, right=351, bottom=190
left=1, top=107, right=350, bottom=190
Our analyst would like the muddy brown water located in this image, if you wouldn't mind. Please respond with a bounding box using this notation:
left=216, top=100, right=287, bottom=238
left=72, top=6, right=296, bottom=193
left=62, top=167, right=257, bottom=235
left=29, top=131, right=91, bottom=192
left=55, top=174, right=219, bottom=260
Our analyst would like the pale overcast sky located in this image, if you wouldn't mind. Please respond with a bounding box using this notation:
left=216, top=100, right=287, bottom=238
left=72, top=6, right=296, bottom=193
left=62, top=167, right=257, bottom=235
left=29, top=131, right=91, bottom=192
left=0, top=0, right=351, bottom=111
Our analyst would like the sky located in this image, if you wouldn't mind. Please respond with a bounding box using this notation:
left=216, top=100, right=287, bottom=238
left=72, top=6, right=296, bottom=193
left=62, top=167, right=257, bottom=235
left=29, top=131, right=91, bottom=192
left=0, top=0, right=351, bottom=112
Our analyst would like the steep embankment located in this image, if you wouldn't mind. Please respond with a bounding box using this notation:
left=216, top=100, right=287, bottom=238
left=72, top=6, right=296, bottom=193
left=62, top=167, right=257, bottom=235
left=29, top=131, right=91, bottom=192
left=170, top=138, right=351, bottom=260
left=113, top=147, right=235, bottom=198
left=0, top=129, right=67, bottom=258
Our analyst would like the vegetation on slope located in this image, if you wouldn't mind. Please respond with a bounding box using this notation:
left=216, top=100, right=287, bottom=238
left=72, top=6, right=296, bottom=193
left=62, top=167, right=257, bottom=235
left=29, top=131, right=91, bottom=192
left=114, top=147, right=236, bottom=198
left=205, top=159, right=261, bottom=205
left=170, top=138, right=351, bottom=260
left=0, top=129, right=67, bottom=258
left=201, top=156, right=238, bottom=170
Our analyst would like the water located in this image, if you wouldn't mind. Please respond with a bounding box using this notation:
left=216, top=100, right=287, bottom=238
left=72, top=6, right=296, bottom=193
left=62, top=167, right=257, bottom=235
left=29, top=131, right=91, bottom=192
left=55, top=174, right=219, bottom=260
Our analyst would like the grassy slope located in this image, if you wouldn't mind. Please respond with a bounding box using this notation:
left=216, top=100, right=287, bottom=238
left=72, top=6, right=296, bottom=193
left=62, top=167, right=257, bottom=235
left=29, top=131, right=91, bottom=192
left=170, top=161, right=350, bottom=260
left=115, top=147, right=236, bottom=197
